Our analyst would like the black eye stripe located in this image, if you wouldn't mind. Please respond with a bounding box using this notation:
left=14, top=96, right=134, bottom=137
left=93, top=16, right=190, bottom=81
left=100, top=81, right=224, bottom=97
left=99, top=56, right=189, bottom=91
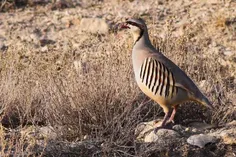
left=127, top=21, right=136, bottom=25
left=127, top=21, right=143, bottom=29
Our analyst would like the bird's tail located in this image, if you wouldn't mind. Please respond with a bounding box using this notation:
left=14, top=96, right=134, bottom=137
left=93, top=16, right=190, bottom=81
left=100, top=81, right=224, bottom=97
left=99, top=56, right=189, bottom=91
left=191, top=93, right=214, bottom=109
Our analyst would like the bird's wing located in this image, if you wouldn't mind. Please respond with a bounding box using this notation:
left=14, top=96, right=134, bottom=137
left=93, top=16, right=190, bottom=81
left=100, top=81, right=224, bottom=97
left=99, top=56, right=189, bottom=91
left=139, top=56, right=181, bottom=98
left=150, top=53, right=201, bottom=97
left=145, top=52, right=213, bottom=109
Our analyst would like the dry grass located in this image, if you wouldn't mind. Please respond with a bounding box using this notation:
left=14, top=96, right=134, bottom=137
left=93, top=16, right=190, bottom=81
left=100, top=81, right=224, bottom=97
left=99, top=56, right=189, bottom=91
left=0, top=17, right=235, bottom=156
left=0, top=0, right=75, bottom=12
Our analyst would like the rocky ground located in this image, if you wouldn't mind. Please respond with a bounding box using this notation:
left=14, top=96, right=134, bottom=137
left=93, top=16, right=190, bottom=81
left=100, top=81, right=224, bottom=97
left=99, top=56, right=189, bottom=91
left=0, top=0, right=235, bottom=156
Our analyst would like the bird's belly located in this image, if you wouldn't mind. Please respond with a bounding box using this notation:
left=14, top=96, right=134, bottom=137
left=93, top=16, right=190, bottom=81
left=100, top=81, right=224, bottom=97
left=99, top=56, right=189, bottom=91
left=136, top=79, right=189, bottom=111
left=137, top=80, right=171, bottom=110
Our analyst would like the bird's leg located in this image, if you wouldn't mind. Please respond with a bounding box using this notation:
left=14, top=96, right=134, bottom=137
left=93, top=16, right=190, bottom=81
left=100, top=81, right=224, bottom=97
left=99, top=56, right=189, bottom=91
left=167, top=105, right=179, bottom=124
left=154, top=110, right=172, bottom=133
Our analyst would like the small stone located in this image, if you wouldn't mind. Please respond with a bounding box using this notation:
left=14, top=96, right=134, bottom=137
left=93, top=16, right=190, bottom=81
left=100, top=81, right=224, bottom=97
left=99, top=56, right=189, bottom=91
left=185, top=127, right=190, bottom=131
left=83, top=135, right=88, bottom=140
left=212, top=41, right=217, bottom=47
left=135, top=119, right=179, bottom=142
left=187, top=134, right=217, bottom=148
left=41, top=46, right=48, bottom=52
left=144, top=129, right=180, bottom=143
left=73, top=60, right=82, bottom=73
left=192, top=128, right=198, bottom=132
left=199, top=80, right=206, bottom=89
left=223, top=50, right=235, bottom=57
left=172, top=124, right=186, bottom=132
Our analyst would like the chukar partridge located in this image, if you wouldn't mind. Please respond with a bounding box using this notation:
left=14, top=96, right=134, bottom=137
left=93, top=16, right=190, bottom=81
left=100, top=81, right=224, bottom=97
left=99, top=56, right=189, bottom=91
left=120, top=18, right=213, bottom=132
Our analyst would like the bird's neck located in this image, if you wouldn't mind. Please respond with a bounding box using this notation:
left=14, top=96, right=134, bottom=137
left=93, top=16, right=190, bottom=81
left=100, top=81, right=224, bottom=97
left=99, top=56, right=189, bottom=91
left=133, top=31, right=153, bottom=49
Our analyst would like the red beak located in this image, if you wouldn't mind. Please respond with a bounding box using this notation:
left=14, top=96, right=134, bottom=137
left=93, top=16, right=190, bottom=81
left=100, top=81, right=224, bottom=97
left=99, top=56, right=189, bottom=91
left=119, top=23, right=130, bottom=29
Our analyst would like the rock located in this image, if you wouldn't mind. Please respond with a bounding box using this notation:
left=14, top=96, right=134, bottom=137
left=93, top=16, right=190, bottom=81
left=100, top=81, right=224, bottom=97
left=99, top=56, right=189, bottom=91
left=211, top=41, right=217, bottom=47
left=73, top=60, right=82, bottom=72
left=41, top=46, right=48, bottom=52
left=172, top=124, right=203, bottom=137
left=199, top=80, right=206, bottom=89
left=135, top=119, right=163, bottom=141
left=80, top=18, right=110, bottom=34
left=172, top=124, right=186, bottom=132
left=223, top=50, right=235, bottom=57
left=209, top=121, right=236, bottom=145
left=135, top=119, right=180, bottom=143
left=187, top=134, right=217, bottom=148
left=220, top=128, right=236, bottom=145
left=144, top=129, right=180, bottom=143
left=172, top=124, right=189, bottom=135
left=187, top=121, right=216, bottom=131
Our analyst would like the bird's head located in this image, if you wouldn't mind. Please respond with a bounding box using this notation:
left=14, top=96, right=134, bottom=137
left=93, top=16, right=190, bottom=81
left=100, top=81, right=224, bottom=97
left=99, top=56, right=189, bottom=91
left=119, top=18, right=147, bottom=43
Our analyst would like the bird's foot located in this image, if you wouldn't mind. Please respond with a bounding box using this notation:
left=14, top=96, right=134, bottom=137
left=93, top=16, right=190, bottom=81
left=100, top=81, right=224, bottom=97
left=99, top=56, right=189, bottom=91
left=167, top=119, right=175, bottom=125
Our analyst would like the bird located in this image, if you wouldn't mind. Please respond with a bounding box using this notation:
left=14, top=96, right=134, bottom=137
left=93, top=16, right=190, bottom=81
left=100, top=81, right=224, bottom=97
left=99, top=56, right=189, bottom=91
left=119, top=18, right=213, bottom=133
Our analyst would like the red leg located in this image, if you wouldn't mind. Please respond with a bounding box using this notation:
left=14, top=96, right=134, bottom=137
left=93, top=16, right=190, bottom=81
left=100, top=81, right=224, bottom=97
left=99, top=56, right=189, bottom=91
left=154, top=110, right=171, bottom=133
left=167, top=105, right=178, bottom=124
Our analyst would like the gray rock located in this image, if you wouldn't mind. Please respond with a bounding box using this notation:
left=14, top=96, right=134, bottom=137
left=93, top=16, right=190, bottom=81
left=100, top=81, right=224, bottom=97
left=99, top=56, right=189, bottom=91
left=80, top=18, right=110, bottom=34
left=187, top=121, right=216, bottom=131
left=144, top=129, right=180, bottom=143
left=187, top=134, right=217, bottom=148
left=209, top=121, right=236, bottom=145
left=172, top=124, right=186, bottom=133
left=220, top=128, right=236, bottom=145
left=135, top=119, right=162, bottom=141
left=135, top=119, right=180, bottom=143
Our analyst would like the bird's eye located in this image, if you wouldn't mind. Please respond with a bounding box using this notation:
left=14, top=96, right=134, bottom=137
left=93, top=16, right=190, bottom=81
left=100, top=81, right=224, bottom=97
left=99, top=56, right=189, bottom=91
left=127, top=21, right=136, bottom=26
